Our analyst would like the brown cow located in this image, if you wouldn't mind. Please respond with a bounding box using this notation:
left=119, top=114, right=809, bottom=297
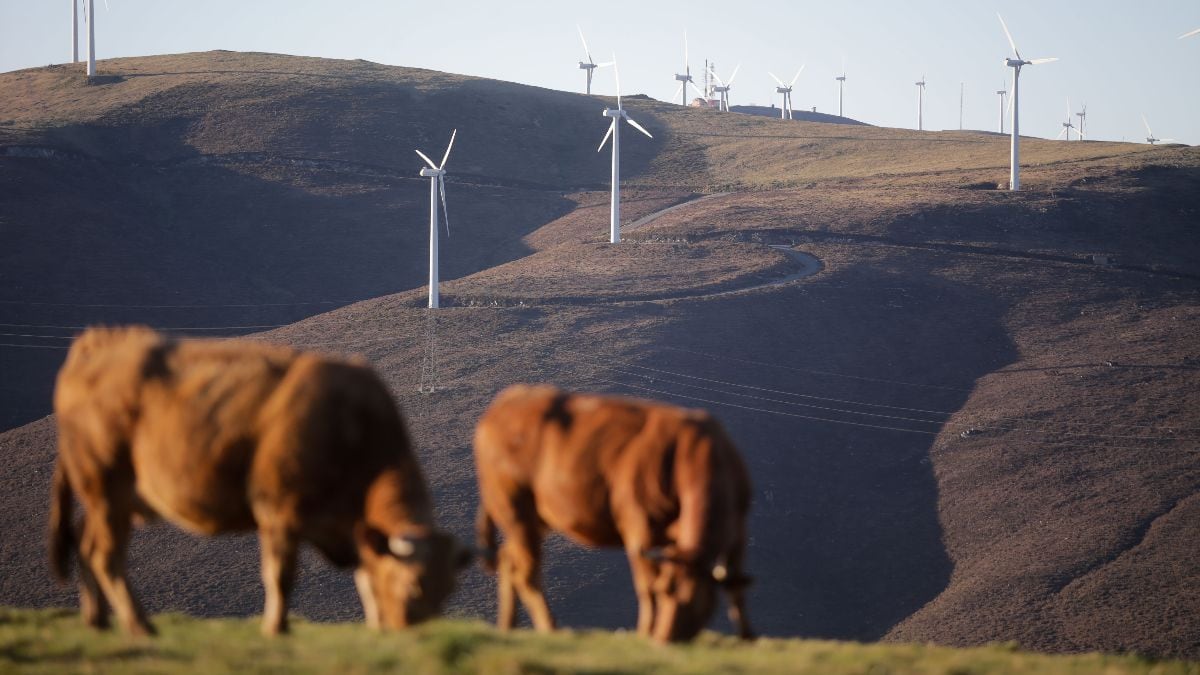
left=474, top=384, right=753, bottom=643
left=48, top=326, right=469, bottom=636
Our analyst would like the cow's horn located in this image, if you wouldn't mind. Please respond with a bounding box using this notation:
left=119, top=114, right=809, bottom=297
left=388, top=536, right=416, bottom=558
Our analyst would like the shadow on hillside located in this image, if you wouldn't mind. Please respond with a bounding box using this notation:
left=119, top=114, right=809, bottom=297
left=0, top=144, right=572, bottom=431
left=534, top=257, right=1016, bottom=640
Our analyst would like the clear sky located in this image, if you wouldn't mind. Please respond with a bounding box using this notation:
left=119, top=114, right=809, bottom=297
left=2, top=0, right=1198, bottom=145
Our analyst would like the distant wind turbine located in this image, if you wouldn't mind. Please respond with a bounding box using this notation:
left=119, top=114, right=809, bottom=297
left=71, top=0, right=79, bottom=63
left=1141, top=115, right=1174, bottom=145
left=671, top=31, right=702, bottom=105
left=599, top=58, right=654, bottom=243
left=414, top=130, right=456, bottom=309
left=710, top=64, right=741, bottom=112
left=576, top=26, right=613, bottom=95
left=1056, top=97, right=1082, bottom=140
left=835, top=57, right=846, bottom=117
left=915, top=76, right=927, bottom=130
left=996, top=83, right=1007, bottom=134
left=768, top=66, right=804, bottom=120
left=1075, top=103, right=1087, bottom=140
left=998, top=13, right=1058, bottom=191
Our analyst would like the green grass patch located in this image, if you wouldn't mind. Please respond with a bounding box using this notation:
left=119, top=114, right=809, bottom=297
left=1, top=607, right=1195, bottom=674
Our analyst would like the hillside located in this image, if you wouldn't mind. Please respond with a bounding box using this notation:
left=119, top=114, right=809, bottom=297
left=1, top=51, right=1197, bottom=660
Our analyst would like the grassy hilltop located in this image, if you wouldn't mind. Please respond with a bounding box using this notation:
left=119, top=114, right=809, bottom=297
left=1, top=51, right=1198, bottom=662
left=4, top=609, right=1197, bottom=675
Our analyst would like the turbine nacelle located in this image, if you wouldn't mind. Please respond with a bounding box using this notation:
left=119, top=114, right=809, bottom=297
left=580, top=61, right=596, bottom=70
left=775, top=86, right=791, bottom=94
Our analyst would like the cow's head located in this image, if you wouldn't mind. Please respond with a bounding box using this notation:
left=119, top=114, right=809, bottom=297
left=357, top=526, right=472, bottom=629
left=642, top=546, right=749, bottom=643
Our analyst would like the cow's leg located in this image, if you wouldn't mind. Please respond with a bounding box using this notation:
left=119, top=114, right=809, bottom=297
left=76, top=551, right=110, bottom=629
left=501, top=524, right=555, bottom=632
left=354, top=567, right=380, bottom=630
left=78, top=492, right=154, bottom=636
left=724, top=535, right=755, bottom=640
left=257, top=522, right=299, bottom=636
left=626, top=551, right=658, bottom=637
left=496, top=546, right=517, bottom=630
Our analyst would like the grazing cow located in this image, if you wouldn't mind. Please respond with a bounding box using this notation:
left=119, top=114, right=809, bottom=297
left=48, top=326, right=469, bottom=636
left=474, top=384, right=753, bottom=643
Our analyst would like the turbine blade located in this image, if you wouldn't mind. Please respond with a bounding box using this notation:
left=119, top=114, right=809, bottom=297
left=790, top=64, right=806, bottom=86
left=727, top=63, right=741, bottom=85
left=1028, top=57, right=1058, bottom=65
left=1179, top=28, right=1200, bottom=39
left=711, top=70, right=726, bottom=87
left=626, top=117, right=654, bottom=139
left=1056, top=127, right=1067, bottom=140
left=684, top=29, right=689, bottom=70
left=438, top=176, right=450, bottom=237
left=102, top=0, right=109, bottom=9
left=671, top=81, right=684, bottom=102
left=414, top=149, right=438, bottom=170
left=577, top=24, right=593, bottom=63
left=597, top=120, right=615, bottom=152
left=1159, top=138, right=1176, bottom=143
left=768, top=71, right=786, bottom=87
left=1141, top=114, right=1153, bottom=136
left=997, top=13, right=1021, bottom=60
left=595, top=61, right=615, bottom=68
left=688, top=80, right=706, bottom=98
left=439, top=128, right=457, bottom=169
left=1066, top=96, right=1071, bottom=119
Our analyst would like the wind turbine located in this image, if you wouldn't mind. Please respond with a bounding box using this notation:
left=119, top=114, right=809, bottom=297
left=768, top=66, right=804, bottom=120
left=835, top=58, right=846, bottom=117
left=576, top=26, right=613, bottom=95
left=671, top=31, right=702, bottom=105
left=996, top=84, right=1007, bottom=133
left=1056, top=97, right=1081, bottom=140
left=915, top=76, right=927, bottom=130
left=998, top=13, right=1058, bottom=191
left=1141, top=115, right=1174, bottom=145
left=599, top=58, right=653, bottom=243
left=1075, top=103, right=1087, bottom=140
left=414, top=130, right=456, bottom=309
left=81, top=0, right=108, bottom=77
left=710, top=64, right=741, bottom=112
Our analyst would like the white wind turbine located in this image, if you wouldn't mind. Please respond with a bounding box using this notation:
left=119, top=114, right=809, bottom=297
left=768, top=66, right=804, bottom=120
left=576, top=26, right=613, bottom=95
left=915, top=75, right=927, bottom=130
left=81, top=0, right=109, bottom=77
left=1075, top=103, right=1087, bottom=140
left=1141, top=115, right=1174, bottom=145
left=671, top=31, right=703, bottom=105
left=710, top=64, right=741, bottom=112
left=598, top=59, right=654, bottom=243
left=72, top=0, right=79, bottom=63
left=835, top=58, right=847, bottom=117
left=998, top=13, right=1058, bottom=191
left=1056, top=97, right=1082, bottom=140
left=996, top=83, right=1007, bottom=133
left=414, top=130, right=457, bottom=309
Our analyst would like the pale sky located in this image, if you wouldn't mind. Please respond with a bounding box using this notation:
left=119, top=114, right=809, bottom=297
left=1, top=0, right=1198, bottom=145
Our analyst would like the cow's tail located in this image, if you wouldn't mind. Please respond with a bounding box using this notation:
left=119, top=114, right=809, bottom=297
left=475, top=505, right=499, bottom=574
left=48, top=460, right=74, bottom=583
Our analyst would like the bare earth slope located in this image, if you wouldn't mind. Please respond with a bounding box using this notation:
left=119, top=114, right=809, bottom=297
left=1, top=52, right=1197, bottom=660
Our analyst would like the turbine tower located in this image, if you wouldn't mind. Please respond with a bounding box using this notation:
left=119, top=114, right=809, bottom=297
left=998, top=13, right=1058, bottom=191
left=414, top=130, right=456, bottom=309
left=72, top=0, right=79, bottom=63
left=996, top=84, right=1007, bottom=134
left=82, top=0, right=108, bottom=77
left=671, top=32, right=700, bottom=105
left=769, top=66, right=804, bottom=120
left=710, top=64, right=740, bottom=112
left=599, top=59, right=654, bottom=243
left=1075, top=103, right=1087, bottom=140
left=1056, top=97, right=1080, bottom=141
left=576, top=26, right=612, bottom=95
left=915, top=76, right=926, bottom=130
left=835, top=57, right=846, bottom=117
